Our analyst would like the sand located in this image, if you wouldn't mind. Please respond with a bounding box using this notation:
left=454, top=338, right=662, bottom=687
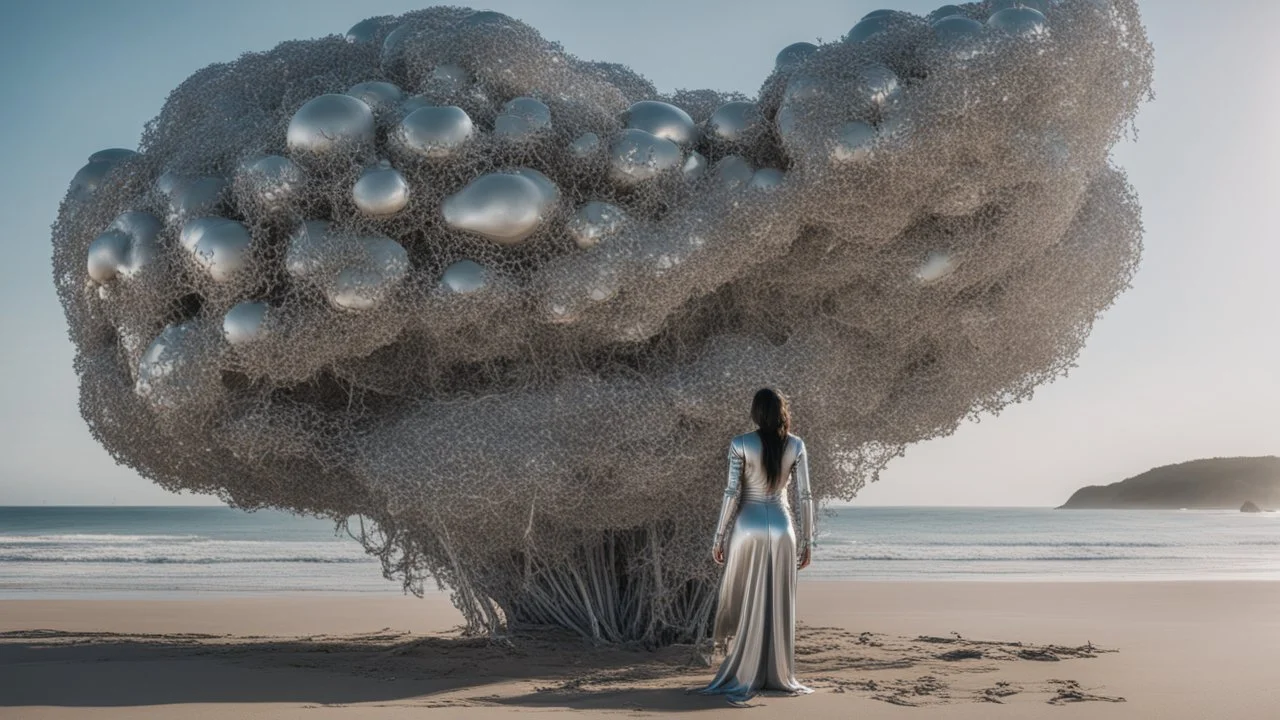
left=2, top=581, right=1278, bottom=719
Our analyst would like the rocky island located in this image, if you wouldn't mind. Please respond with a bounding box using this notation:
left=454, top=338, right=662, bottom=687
left=1059, top=456, right=1280, bottom=510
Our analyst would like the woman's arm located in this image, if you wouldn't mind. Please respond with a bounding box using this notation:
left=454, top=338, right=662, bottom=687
left=712, top=436, right=744, bottom=561
left=793, top=438, right=815, bottom=553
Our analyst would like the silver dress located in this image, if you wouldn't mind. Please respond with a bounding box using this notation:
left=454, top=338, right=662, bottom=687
left=698, top=431, right=815, bottom=704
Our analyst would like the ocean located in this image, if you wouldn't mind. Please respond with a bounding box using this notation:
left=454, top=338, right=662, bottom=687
left=1, top=506, right=1277, bottom=598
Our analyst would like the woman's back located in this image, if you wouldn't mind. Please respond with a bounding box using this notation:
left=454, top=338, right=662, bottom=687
left=731, top=431, right=802, bottom=502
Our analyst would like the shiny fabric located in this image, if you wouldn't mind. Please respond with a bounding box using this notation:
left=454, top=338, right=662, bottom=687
left=698, top=431, right=815, bottom=704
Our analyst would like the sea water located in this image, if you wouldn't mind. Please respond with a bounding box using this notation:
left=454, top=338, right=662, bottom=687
left=0, top=506, right=386, bottom=598
left=1, top=506, right=1277, bottom=597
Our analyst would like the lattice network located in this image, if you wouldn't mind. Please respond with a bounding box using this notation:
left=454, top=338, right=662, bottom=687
left=51, top=1, right=1152, bottom=644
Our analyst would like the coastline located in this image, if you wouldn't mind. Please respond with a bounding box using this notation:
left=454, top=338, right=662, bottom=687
left=6, top=569, right=1280, bottom=602
left=4, top=580, right=1278, bottom=718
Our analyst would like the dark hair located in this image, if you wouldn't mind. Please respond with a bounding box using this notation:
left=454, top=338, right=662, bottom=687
left=751, top=388, right=791, bottom=493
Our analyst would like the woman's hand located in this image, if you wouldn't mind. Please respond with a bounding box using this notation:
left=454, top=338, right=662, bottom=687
left=713, top=544, right=726, bottom=565
left=798, top=543, right=812, bottom=570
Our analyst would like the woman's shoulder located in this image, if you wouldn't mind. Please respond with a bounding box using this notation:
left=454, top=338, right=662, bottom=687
left=734, top=430, right=802, bottom=441
left=732, top=431, right=804, bottom=451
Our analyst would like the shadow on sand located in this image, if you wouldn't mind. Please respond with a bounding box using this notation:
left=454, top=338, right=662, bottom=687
left=0, top=625, right=1121, bottom=710
left=0, top=627, right=727, bottom=711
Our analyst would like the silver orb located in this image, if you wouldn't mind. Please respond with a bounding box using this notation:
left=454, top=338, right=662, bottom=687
left=86, top=232, right=130, bottom=284
left=775, top=72, right=829, bottom=140
left=775, top=106, right=799, bottom=139
left=495, top=97, right=552, bottom=139
left=928, top=5, right=966, bottom=21
left=988, top=7, right=1049, bottom=38
left=431, top=64, right=472, bottom=88
left=570, top=132, right=600, bottom=157
left=86, top=212, right=162, bottom=283
left=380, top=24, right=415, bottom=74
left=284, top=220, right=333, bottom=279
left=177, top=217, right=216, bottom=253
left=847, top=13, right=899, bottom=43
left=345, top=18, right=381, bottom=43
left=180, top=217, right=252, bottom=282
left=499, top=96, right=550, bottom=124
left=609, top=128, right=682, bottom=185
left=991, top=0, right=1050, bottom=13
left=237, top=155, right=304, bottom=213
left=512, top=168, right=560, bottom=213
left=622, top=100, right=698, bottom=146
left=708, top=101, right=760, bottom=143
left=440, top=259, right=488, bottom=294
left=833, top=121, right=878, bottom=164
left=775, top=42, right=818, bottom=69
left=223, top=301, right=268, bottom=346
left=286, top=94, right=376, bottom=155
left=442, top=172, right=552, bottom=245
left=70, top=163, right=117, bottom=203
left=161, top=175, right=227, bottom=226
left=327, top=235, right=410, bottom=311
left=749, top=168, right=785, bottom=191
left=136, top=321, right=199, bottom=406
left=933, top=15, right=985, bottom=42
left=715, top=155, right=755, bottom=190
left=781, top=71, right=827, bottom=105
left=567, top=201, right=626, bottom=249
left=353, top=164, right=411, bottom=216
left=155, top=170, right=182, bottom=196
left=683, top=151, right=708, bottom=181
left=915, top=250, right=956, bottom=282
left=346, top=81, right=403, bottom=111
left=89, top=148, right=138, bottom=163
left=859, top=64, right=901, bottom=108
left=397, top=105, right=475, bottom=158
left=70, top=149, right=139, bottom=203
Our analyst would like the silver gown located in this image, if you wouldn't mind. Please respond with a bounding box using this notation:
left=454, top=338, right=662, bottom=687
left=698, top=431, right=815, bottom=704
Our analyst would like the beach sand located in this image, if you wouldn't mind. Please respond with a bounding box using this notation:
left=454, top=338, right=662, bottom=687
left=2, top=581, right=1277, bottom=719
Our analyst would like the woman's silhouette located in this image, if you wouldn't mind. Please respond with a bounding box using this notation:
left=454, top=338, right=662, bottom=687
left=697, top=387, right=815, bottom=706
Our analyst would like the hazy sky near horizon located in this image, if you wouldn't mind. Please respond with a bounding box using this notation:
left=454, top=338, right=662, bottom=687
left=0, top=0, right=1275, bottom=507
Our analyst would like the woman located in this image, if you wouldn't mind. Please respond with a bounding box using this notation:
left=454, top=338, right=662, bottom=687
left=697, top=387, right=815, bottom=706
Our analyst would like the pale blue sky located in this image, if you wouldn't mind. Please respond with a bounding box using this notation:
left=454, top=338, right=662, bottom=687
left=1, top=1, right=1275, bottom=506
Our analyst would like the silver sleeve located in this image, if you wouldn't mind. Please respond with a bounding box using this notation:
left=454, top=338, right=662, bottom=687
left=793, top=439, right=814, bottom=548
left=712, top=436, right=744, bottom=550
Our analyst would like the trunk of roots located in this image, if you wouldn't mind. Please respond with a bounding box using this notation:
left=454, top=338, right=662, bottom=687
left=459, top=527, right=719, bottom=647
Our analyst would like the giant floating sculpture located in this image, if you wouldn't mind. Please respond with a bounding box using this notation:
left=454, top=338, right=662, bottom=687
left=51, top=1, right=1152, bottom=644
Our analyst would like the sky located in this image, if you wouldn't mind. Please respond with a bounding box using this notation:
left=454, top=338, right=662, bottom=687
left=0, top=0, right=1275, bottom=507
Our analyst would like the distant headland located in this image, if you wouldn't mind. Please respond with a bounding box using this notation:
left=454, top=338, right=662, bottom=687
left=1059, top=457, right=1280, bottom=510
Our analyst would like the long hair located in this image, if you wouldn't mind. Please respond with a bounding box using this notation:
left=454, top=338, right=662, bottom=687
left=751, top=388, right=791, bottom=493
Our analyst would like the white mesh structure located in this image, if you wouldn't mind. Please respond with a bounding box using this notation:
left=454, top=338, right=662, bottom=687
left=51, top=2, right=1152, bottom=645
